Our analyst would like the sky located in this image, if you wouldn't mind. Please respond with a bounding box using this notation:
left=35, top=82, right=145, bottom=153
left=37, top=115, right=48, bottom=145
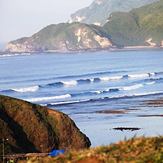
left=0, top=0, right=92, bottom=43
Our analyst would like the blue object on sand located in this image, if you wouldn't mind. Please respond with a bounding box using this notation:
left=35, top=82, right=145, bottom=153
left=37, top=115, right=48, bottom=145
left=49, top=149, right=65, bottom=157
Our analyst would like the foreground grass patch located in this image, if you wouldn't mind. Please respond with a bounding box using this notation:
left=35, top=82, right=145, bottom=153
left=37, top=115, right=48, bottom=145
left=19, top=136, right=163, bottom=163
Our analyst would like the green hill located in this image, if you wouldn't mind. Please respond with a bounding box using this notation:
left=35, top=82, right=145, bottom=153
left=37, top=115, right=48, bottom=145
left=103, top=0, right=163, bottom=46
left=0, top=95, right=90, bottom=156
left=6, top=0, right=163, bottom=52
left=6, top=23, right=112, bottom=52
left=70, top=0, right=158, bottom=25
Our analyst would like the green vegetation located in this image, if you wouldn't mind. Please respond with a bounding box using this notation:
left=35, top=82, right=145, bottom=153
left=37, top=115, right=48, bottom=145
left=6, top=0, right=163, bottom=52
left=0, top=95, right=91, bottom=156
left=8, top=22, right=112, bottom=52
left=19, top=136, right=163, bottom=163
left=103, top=0, right=163, bottom=46
left=70, top=0, right=158, bottom=25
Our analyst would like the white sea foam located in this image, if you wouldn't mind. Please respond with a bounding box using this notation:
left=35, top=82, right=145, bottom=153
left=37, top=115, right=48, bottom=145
left=149, top=72, right=156, bottom=76
left=145, top=81, right=156, bottom=85
left=90, top=78, right=94, bottom=82
left=122, top=84, right=144, bottom=91
left=48, top=99, right=89, bottom=106
left=12, top=85, right=39, bottom=93
left=0, top=53, right=31, bottom=58
left=128, top=73, right=155, bottom=79
left=91, top=90, right=102, bottom=94
left=25, top=94, right=71, bottom=102
left=62, top=80, right=78, bottom=87
left=109, top=91, right=163, bottom=99
left=100, top=76, right=122, bottom=81
left=131, top=91, right=163, bottom=97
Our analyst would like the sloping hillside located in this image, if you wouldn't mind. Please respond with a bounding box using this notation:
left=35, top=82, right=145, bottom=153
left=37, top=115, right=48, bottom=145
left=6, top=23, right=112, bottom=52
left=70, top=0, right=158, bottom=25
left=0, top=95, right=91, bottom=155
left=103, top=0, right=163, bottom=46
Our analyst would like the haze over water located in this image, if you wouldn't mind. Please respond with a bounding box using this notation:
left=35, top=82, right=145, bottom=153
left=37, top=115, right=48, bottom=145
left=1, top=50, right=163, bottom=146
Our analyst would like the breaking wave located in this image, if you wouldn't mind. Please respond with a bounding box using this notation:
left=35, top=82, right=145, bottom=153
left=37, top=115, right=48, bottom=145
left=0, top=53, right=31, bottom=58
left=24, top=81, right=158, bottom=104
left=122, top=84, right=144, bottom=91
left=44, top=71, right=161, bottom=88
left=128, top=73, right=155, bottom=79
left=25, top=94, right=71, bottom=102
left=47, top=91, right=163, bottom=106
left=0, top=85, right=40, bottom=93
left=11, top=85, right=40, bottom=93
left=72, top=82, right=154, bottom=97
left=0, top=74, right=158, bottom=95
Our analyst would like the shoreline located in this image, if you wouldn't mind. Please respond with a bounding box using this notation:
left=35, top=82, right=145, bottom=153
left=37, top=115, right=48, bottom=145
left=0, top=46, right=163, bottom=56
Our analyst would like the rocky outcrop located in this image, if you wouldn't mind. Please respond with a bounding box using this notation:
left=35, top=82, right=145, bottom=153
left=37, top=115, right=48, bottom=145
left=6, top=23, right=113, bottom=53
left=161, top=40, right=163, bottom=47
left=0, top=95, right=91, bottom=155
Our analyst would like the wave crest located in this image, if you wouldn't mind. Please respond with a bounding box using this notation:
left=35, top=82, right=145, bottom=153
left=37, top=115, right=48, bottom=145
left=48, top=91, right=163, bottom=106
left=122, top=84, right=143, bottom=91
left=25, top=94, right=71, bottom=102
left=12, top=85, right=39, bottom=93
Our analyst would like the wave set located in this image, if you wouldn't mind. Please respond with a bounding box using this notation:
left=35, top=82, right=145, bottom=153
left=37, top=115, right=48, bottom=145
left=41, top=72, right=162, bottom=89
left=46, top=91, right=163, bottom=107
left=0, top=71, right=162, bottom=94
left=24, top=82, right=156, bottom=103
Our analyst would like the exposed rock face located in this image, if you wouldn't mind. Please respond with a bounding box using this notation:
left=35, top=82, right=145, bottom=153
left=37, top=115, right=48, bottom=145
left=161, top=40, right=163, bottom=47
left=70, top=0, right=158, bottom=25
left=6, top=37, right=34, bottom=53
left=146, top=38, right=157, bottom=47
left=6, top=23, right=113, bottom=53
left=0, top=95, right=91, bottom=155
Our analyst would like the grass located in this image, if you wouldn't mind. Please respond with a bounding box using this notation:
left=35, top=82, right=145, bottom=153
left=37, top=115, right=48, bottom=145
left=18, top=136, right=163, bottom=163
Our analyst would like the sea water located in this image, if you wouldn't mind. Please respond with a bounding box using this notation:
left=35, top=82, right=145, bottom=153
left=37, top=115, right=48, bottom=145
left=1, top=50, right=163, bottom=146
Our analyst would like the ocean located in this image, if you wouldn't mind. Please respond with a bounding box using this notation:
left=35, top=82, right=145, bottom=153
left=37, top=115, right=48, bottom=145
left=1, top=50, right=163, bottom=146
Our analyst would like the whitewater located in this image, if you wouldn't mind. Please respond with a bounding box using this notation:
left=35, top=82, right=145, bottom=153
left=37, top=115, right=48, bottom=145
left=1, top=50, right=163, bottom=146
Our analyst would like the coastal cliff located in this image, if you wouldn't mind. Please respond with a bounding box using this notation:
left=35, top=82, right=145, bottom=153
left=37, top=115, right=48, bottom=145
left=0, top=95, right=91, bottom=155
left=6, top=23, right=112, bottom=53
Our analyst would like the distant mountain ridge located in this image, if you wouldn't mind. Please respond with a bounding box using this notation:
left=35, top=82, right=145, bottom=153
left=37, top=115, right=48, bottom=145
left=5, top=0, right=163, bottom=53
left=69, top=0, right=159, bottom=26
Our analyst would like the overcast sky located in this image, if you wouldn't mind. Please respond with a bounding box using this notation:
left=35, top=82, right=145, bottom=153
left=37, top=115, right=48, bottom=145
left=0, top=0, right=92, bottom=43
